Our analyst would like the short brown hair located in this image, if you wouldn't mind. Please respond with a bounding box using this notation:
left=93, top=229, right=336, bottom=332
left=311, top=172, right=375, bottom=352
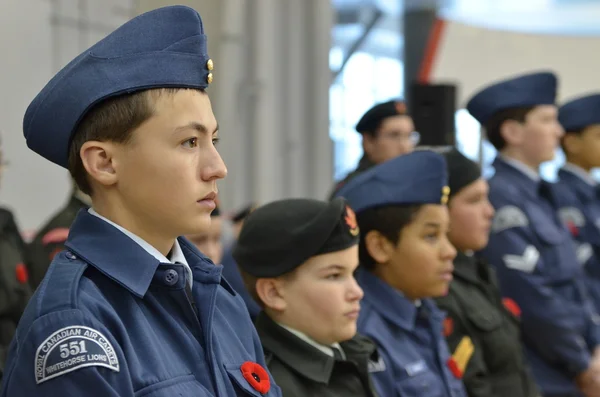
left=238, top=265, right=298, bottom=309
left=67, top=88, right=201, bottom=195
left=356, top=205, right=421, bottom=269
left=484, top=107, right=534, bottom=151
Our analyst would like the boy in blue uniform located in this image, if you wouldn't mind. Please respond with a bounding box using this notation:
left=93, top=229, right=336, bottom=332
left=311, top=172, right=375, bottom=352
left=555, top=94, right=600, bottom=314
left=467, top=72, right=600, bottom=397
left=0, top=6, right=281, bottom=397
left=335, top=151, right=468, bottom=397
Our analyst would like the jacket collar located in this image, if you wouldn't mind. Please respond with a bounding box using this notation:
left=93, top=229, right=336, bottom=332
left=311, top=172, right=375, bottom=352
left=65, top=209, right=221, bottom=298
left=256, top=312, right=376, bottom=384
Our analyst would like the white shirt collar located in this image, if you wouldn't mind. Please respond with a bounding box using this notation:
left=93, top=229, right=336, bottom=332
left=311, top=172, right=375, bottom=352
left=278, top=323, right=346, bottom=359
left=499, top=155, right=541, bottom=182
left=562, top=163, right=597, bottom=187
left=88, top=208, right=193, bottom=287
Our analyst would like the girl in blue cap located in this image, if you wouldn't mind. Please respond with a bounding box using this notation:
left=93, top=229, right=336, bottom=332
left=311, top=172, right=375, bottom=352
left=336, top=150, right=467, bottom=397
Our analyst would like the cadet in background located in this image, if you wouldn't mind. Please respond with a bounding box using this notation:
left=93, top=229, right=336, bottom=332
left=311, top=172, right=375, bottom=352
left=186, top=205, right=223, bottom=265
left=0, top=138, right=32, bottom=376
left=27, top=180, right=90, bottom=289
left=554, top=93, right=600, bottom=314
left=468, top=71, right=600, bottom=397
left=336, top=151, right=468, bottom=397
left=234, top=197, right=380, bottom=397
left=329, top=100, right=418, bottom=199
left=434, top=148, right=539, bottom=397
left=221, top=203, right=261, bottom=320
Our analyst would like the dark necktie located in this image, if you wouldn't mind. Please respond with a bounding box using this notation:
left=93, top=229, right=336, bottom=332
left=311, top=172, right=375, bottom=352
left=538, top=180, right=555, bottom=206
left=332, top=347, right=344, bottom=361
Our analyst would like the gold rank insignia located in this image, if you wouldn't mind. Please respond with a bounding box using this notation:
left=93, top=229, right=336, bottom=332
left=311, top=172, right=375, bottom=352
left=452, top=336, right=474, bottom=375
left=441, top=186, right=450, bottom=205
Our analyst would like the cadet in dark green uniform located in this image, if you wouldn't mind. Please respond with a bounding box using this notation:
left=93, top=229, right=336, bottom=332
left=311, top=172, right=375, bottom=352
left=434, top=149, right=540, bottom=397
left=329, top=100, right=418, bottom=199
left=26, top=182, right=90, bottom=289
left=0, top=146, right=32, bottom=376
left=233, top=197, right=380, bottom=397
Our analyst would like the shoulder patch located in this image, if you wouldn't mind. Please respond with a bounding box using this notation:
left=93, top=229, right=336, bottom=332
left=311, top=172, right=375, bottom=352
left=576, top=242, right=593, bottom=266
left=492, top=206, right=528, bottom=233
left=42, top=228, right=70, bottom=246
left=558, top=207, right=585, bottom=228
left=502, top=245, right=539, bottom=273
left=35, top=326, right=119, bottom=384
left=558, top=207, right=585, bottom=236
left=367, top=354, right=387, bottom=373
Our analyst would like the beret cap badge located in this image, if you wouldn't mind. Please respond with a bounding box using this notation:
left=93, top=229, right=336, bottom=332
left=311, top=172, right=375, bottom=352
left=395, top=101, right=407, bottom=114
left=345, top=206, right=360, bottom=236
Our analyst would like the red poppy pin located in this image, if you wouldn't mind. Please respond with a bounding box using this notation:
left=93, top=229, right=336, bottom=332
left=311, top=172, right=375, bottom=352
left=15, top=263, right=28, bottom=284
left=446, top=357, right=463, bottom=379
left=394, top=101, right=407, bottom=114
left=502, top=298, right=521, bottom=318
left=345, top=206, right=359, bottom=236
left=443, top=318, right=453, bottom=337
left=241, top=361, right=270, bottom=394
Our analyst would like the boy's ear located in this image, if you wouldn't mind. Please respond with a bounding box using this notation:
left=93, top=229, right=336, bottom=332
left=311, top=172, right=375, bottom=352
left=256, top=278, right=287, bottom=311
left=80, top=141, right=119, bottom=188
left=364, top=230, right=394, bottom=264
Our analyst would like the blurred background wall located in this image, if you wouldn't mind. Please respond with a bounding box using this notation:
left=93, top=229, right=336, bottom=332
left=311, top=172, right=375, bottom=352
left=2, top=0, right=600, bottom=235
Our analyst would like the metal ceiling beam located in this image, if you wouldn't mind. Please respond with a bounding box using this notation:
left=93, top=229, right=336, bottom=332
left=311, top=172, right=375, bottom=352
left=331, top=7, right=384, bottom=82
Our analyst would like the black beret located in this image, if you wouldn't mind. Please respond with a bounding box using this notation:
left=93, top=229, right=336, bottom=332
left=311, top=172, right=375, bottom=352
left=233, top=197, right=359, bottom=278
left=231, top=204, right=256, bottom=223
left=443, top=149, right=481, bottom=198
left=355, top=100, right=409, bottom=134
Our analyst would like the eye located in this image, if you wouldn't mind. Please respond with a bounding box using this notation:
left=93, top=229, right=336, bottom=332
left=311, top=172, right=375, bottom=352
left=326, top=273, right=342, bottom=280
left=212, top=137, right=220, bottom=146
left=182, top=137, right=198, bottom=148
left=424, top=233, right=439, bottom=242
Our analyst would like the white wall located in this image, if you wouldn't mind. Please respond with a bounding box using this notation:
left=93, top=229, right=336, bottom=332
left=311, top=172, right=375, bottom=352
left=1, top=0, right=333, bottom=235
left=1, top=0, right=66, bottom=235
left=427, top=19, right=600, bottom=106
left=0, top=0, right=132, bottom=235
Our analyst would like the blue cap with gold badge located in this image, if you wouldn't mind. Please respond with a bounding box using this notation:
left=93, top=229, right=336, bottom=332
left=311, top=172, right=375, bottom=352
left=559, top=93, right=600, bottom=132
left=334, top=150, right=450, bottom=213
left=466, top=71, right=557, bottom=125
left=23, top=5, right=215, bottom=168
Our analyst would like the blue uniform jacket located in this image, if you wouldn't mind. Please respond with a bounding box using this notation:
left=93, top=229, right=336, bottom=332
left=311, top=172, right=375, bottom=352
left=356, top=268, right=467, bottom=397
left=221, top=247, right=261, bottom=322
left=0, top=210, right=282, bottom=397
left=479, top=157, right=600, bottom=395
left=555, top=167, right=600, bottom=315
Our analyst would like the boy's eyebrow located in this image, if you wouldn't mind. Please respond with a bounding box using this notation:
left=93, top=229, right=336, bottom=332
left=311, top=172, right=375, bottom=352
left=173, top=121, right=219, bottom=135
left=423, top=222, right=441, bottom=229
left=320, top=264, right=347, bottom=271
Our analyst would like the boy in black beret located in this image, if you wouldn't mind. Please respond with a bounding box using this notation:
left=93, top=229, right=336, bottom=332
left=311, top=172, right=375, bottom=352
left=234, top=197, right=380, bottom=397
left=329, top=100, right=418, bottom=198
left=435, top=149, right=539, bottom=397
